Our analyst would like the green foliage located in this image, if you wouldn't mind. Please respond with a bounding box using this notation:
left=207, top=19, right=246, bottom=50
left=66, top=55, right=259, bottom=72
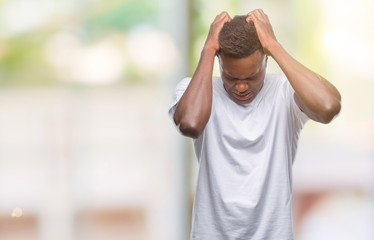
left=0, top=33, right=57, bottom=86
left=85, top=0, right=157, bottom=31
left=0, top=0, right=158, bottom=87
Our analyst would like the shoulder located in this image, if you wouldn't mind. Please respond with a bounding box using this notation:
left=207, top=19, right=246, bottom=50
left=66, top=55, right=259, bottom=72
left=175, top=77, right=192, bottom=90
left=264, top=73, right=292, bottom=97
left=259, top=73, right=287, bottom=97
left=265, top=73, right=287, bottom=86
left=211, top=76, right=228, bottom=99
left=212, top=76, right=222, bottom=84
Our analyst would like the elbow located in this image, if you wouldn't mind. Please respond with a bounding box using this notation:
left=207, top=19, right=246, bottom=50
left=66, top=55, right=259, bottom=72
left=174, top=115, right=203, bottom=139
left=318, top=99, right=342, bottom=124
left=178, top=120, right=203, bottom=138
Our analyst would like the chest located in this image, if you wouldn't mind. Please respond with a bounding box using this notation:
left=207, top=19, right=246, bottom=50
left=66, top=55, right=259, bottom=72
left=209, top=89, right=293, bottom=148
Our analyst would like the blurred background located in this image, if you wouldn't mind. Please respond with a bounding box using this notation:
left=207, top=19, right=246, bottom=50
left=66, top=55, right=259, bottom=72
left=0, top=0, right=373, bottom=239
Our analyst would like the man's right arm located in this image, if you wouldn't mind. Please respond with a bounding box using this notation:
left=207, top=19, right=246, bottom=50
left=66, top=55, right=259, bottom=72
left=173, top=12, right=231, bottom=138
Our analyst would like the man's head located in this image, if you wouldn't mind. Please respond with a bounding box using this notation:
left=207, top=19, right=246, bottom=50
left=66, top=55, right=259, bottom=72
left=218, top=15, right=267, bottom=105
left=219, top=15, right=262, bottom=58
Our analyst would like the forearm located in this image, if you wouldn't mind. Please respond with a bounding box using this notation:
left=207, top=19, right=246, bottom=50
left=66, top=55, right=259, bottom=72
left=173, top=48, right=216, bottom=138
left=269, top=42, right=341, bottom=123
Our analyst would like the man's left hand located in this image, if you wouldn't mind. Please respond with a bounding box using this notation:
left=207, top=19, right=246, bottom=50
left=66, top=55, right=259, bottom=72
left=246, top=9, right=278, bottom=56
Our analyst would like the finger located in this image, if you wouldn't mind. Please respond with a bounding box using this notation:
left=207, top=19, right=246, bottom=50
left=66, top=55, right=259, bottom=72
left=246, top=11, right=255, bottom=20
left=223, top=12, right=232, bottom=22
left=214, top=11, right=227, bottom=22
left=247, top=10, right=255, bottom=17
left=247, top=9, right=260, bottom=17
left=247, top=8, right=261, bottom=14
left=255, top=9, right=268, bottom=22
left=219, top=11, right=229, bottom=19
left=252, top=9, right=262, bottom=19
left=258, top=9, right=266, bottom=16
left=250, top=11, right=266, bottom=25
left=257, top=9, right=269, bottom=22
left=217, top=13, right=231, bottom=24
left=246, top=15, right=252, bottom=23
left=246, top=12, right=259, bottom=23
left=252, top=14, right=260, bottom=25
left=254, top=9, right=269, bottom=23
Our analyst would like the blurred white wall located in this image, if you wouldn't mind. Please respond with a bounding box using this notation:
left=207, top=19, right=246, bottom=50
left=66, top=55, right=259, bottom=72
left=0, top=86, right=186, bottom=240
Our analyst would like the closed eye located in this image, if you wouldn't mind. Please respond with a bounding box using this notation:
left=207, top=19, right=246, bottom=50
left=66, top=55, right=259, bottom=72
left=246, top=75, right=258, bottom=81
left=222, top=72, right=259, bottom=81
left=222, top=73, right=235, bottom=81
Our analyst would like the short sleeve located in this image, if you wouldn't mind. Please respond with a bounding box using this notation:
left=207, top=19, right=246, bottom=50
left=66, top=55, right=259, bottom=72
left=168, top=77, right=192, bottom=121
left=282, top=75, right=309, bottom=129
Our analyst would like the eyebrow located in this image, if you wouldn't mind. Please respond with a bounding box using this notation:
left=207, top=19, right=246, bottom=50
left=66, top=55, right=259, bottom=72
left=223, top=70, right=260, bottom=80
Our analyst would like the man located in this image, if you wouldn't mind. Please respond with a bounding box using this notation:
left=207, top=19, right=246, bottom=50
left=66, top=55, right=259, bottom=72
left=169, top=9, right=341, bottom=240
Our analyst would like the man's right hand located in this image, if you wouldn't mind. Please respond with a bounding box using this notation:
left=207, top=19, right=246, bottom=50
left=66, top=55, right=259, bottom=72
left=204, top=11, right=231, bottom=54
left=173, top=12, right=231, bottom=138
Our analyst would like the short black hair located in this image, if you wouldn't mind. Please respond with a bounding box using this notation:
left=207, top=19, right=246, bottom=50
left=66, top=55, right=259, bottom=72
left=219, top=15, right=263, bottom=58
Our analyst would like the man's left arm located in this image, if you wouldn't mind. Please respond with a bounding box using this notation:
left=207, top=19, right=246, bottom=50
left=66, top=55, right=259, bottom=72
left=247, top=9, right=341, bottom=123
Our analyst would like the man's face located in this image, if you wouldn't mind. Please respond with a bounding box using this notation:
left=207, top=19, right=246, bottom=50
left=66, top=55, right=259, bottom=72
left=219, top=50, right=267, bottom=105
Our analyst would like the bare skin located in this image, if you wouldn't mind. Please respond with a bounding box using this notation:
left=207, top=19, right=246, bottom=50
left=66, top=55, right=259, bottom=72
left=174, top=9, right=341, bottom=138
left=246, top=9, right=341, bottom=123
left=173, top=12, right=231, bottom=138
left=218, top=50, right=267, bottom=105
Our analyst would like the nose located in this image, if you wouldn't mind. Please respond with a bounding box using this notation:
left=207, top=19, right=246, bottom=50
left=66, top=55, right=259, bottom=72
left=235, top=80, right=249, bottom=93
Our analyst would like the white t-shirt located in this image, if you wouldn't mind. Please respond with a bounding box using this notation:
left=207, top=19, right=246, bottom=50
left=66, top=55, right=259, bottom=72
left=169, top=74, right=309, bottom=240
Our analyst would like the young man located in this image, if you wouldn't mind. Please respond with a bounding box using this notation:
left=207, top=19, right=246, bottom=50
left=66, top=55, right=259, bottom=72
left=169, top=9, right=341, bottom=240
